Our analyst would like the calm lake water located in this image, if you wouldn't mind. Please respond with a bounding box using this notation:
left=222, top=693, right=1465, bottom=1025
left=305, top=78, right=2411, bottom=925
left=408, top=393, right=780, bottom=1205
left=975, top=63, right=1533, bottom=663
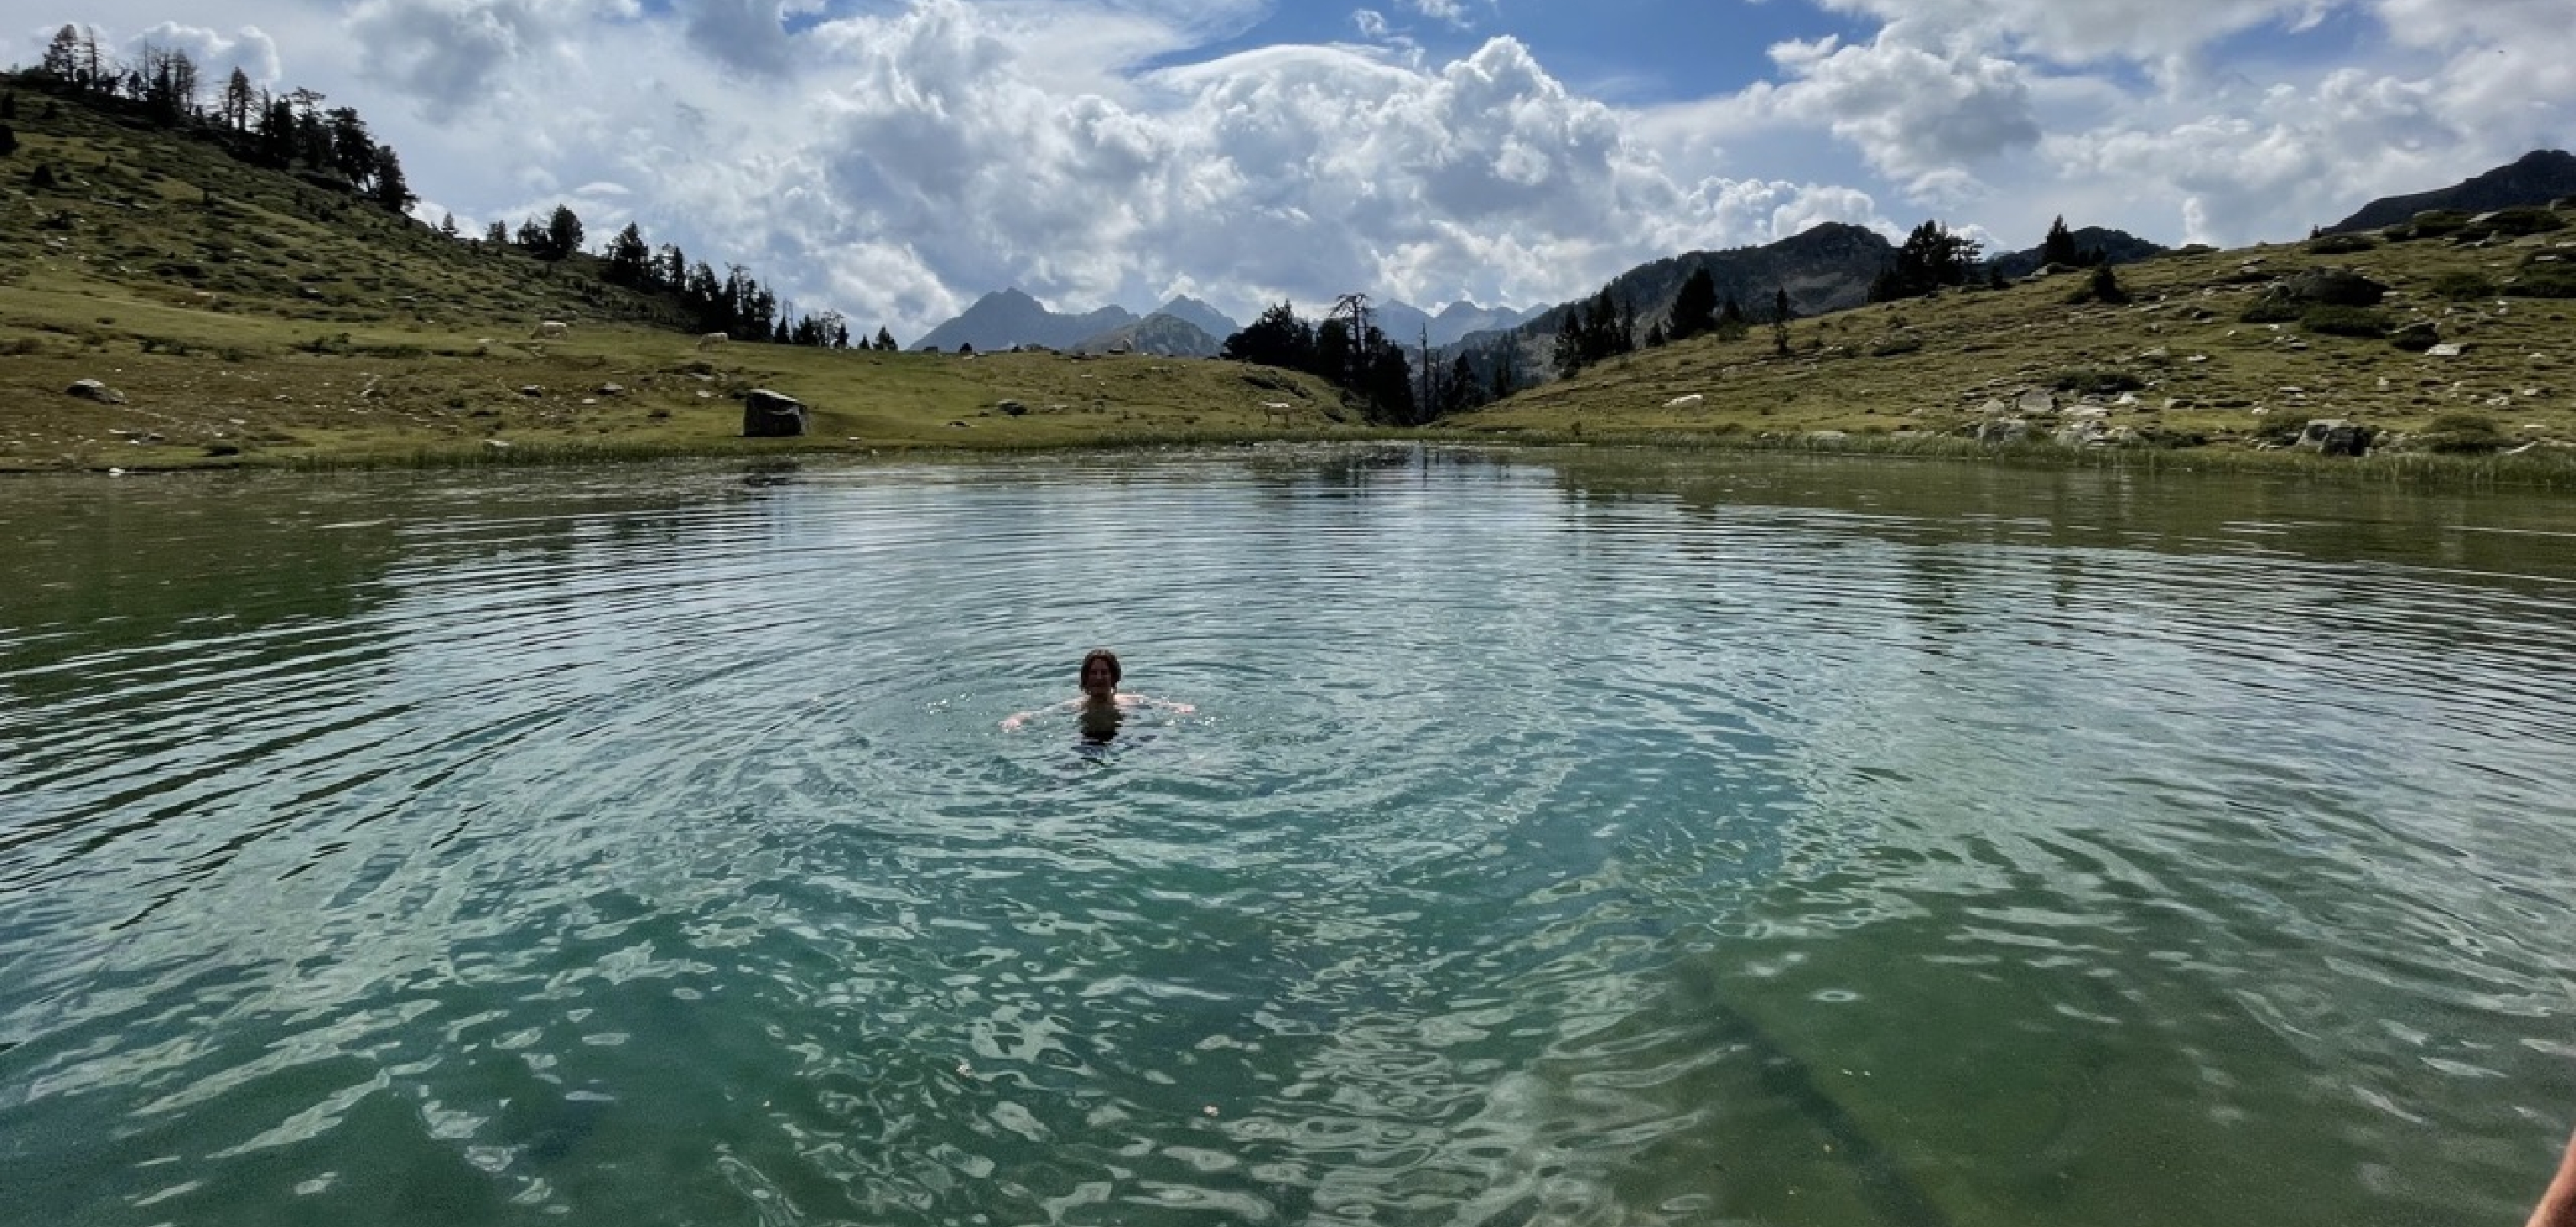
left=3, top=448, right=2573, bottom=1227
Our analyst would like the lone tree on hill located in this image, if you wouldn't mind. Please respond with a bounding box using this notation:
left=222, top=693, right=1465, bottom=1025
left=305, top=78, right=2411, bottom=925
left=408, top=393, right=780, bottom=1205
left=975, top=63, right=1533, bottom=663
left=876, top=327, right=896, bottom=350
left=0, top=125, right=15, bottom=160
left=1666, top=267, right=1719, bottom=341
left=1771, top=288, right=1792, bottom=355
left=1, top=91, right=18, bottom=120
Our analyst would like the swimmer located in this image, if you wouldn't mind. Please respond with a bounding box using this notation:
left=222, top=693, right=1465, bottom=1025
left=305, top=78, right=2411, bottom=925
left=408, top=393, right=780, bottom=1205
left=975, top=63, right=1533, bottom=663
left=2534, top=1127, right=2576, bottom=1227
left=1001, top=649, right=1194, bottom=741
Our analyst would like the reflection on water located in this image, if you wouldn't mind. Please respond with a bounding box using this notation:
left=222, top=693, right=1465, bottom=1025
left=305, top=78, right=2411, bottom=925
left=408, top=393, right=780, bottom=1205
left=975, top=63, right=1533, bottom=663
left=2, top=449, right=2573, bottom=1227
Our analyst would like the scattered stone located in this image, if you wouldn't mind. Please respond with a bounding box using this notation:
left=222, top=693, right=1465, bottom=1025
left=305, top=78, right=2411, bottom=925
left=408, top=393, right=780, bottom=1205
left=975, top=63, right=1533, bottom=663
left=2187, top=354, right=2210, bottom=363
left=2016, top=389, right=2055, bottom=414
left=2428, top=344, right=2468, bottom=357
left=596, top=383, right=625, bottom=396
left=2390, top=321, right=2441, bottom=353
left=518, top=385, right=544, bottom=397
left=997, top=399, right=1027, bottom=416
left=1980, top=399, right=2010, bottom=416
left=66, top=379, right=127, bottom=404
left=484, top=439, right=512, bottom=451
left=742, top=388, right=809, bottom=438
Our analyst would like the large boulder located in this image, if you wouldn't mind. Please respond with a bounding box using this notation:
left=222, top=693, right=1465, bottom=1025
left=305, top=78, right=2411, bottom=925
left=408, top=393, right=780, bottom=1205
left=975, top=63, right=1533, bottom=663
left=2276, top=267, right=2390, bottom=307
left=66, top=379, right=127, bottom=404
left=742, top=388, right=807, bottom=438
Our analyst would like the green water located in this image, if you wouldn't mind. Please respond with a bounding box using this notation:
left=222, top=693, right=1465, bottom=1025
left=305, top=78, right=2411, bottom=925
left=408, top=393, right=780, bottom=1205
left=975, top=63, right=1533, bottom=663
left=2, top=449, right=2571, bottom=1226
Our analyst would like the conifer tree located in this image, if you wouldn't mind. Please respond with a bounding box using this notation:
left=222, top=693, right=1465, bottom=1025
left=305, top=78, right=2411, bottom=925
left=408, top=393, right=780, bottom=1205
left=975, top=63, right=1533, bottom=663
left=2040, top=215, right=2082, bottom=268
left=1667, top=267, right=1718, bottom=341
left=0, top=125, right=15, bottom=160
left=876, top=327, right=896, bottom=351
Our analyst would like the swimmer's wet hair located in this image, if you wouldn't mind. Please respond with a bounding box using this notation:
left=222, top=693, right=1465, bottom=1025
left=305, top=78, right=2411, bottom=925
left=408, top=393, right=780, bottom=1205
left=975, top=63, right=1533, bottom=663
left=1081, top=649, right=1122, bottom=684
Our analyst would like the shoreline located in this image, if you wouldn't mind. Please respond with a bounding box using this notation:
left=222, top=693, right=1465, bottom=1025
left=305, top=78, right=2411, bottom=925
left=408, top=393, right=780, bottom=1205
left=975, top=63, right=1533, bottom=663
left=18, top=426, right=2574, bottom=490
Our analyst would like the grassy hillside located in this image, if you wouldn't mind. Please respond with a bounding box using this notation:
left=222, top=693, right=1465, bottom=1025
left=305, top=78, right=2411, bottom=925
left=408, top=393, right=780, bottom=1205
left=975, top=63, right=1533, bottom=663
left=1459, top=217, right=2576, bottom=481
left=0, top=84, right=1351, bottom=470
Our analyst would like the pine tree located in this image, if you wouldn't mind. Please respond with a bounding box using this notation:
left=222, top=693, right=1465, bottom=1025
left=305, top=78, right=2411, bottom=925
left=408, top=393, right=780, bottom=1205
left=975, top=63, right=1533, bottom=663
left=41, top=26, right=80, bottom=84
left=875, top=327, right=895, bottom=351
left=1, top=92, right=17, bottom=121
left=484, top=219, right=508, bottom=245
left=439, top=212, right=458, bottom=238
left=603, top=222, right=650, bottom=285
left=1771, top=288, right=1792, bottom=356
left=1667, top=267, right=1719, bottom=341
left=0, top=126, right=15, bottom=160
left=543, top=204, right=583, bottom=261
left=369, top=146, right=413, bottom=213
left=221, top=68, right=255, bottom=132
left=2039, top=215, right=2082, bottom=268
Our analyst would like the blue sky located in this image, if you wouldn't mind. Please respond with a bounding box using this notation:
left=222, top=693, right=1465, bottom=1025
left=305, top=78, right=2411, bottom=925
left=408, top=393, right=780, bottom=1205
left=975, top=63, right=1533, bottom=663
left=13, top=0, right=2574, bottom=336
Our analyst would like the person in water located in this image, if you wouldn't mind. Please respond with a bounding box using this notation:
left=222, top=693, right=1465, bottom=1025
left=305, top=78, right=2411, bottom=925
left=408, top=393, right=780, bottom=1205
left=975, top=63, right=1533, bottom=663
left=1001, top=649, right=1194, bottom=740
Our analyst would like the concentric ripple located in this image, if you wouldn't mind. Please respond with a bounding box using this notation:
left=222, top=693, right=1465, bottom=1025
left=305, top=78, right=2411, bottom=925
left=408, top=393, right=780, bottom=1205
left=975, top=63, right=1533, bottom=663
left=2, top=449, right=2573, bottom=1227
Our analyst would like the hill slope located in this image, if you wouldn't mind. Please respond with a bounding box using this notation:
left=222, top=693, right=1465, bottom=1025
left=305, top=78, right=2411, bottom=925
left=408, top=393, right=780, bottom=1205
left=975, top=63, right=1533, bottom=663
left=2325, top=150, right=2576, bottom=234
left=1522, top=222, right=1896, bottom=340
left=1459, top=218, right=2576, bottom=465
left=1072, top=312, right=1221, bottom=357
left=1986, top=227, right=2167, bottom=278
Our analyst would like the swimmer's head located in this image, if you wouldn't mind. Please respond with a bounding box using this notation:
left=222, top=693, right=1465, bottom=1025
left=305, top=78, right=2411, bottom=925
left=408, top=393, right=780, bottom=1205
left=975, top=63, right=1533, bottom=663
left=1079, top=649, right=1122, bottom=696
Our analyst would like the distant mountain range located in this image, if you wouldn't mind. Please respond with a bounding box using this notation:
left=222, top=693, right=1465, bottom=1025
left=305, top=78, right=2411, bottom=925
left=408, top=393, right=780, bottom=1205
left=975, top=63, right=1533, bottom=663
left=1070, top=313, right=1222, bottom=357
left=2324, top=150, right=2576, bottom=234
left=911, top=290, right=1542, bottom=355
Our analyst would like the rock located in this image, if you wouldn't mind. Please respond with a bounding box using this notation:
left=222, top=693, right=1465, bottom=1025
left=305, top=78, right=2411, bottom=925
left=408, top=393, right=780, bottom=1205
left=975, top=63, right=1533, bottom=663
left=2294, top=419, right=2373, bottom=456
left=1975, top=419, right=2032, bottom=444
left=2113, top=393, right=2141, bottom=407
left=484, top=439, right=513, bottom=451
left=2428, top=344, right=2468, bottom=357
left=741, top=388, right=808, bottom=438
left=595, top=383, right=625, bottom=396
left=66, top=379, right=127, bottom=404
left=997, top=399, right=1027, bottom=416
left=2276, top=267, right=2390, bottom=307
left=2390, top=321, right=2442, bottom=353
left=2016, top=389, right=2056, bottom=414
left=518, top=385, right=545, bottom=398
left=1980, top=399, right=2011, bottom=416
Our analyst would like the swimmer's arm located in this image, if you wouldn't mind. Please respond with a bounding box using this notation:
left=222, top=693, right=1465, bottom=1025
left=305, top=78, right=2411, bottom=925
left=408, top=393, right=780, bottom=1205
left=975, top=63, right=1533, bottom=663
left=2531, top=1129, right=2576, bottom=1227
left=1118, top=693, right=1195, bottom=714
left=1000, top=699, right=1086, bottom=729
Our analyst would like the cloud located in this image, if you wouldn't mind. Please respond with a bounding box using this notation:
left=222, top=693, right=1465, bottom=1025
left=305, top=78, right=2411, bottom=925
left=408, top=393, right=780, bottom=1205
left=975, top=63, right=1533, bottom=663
left=127, top=22, right=281, bottom=84
left=1802, top=0, right=2331, bottom=63
left=1743, top=24, right=2042, bottom=197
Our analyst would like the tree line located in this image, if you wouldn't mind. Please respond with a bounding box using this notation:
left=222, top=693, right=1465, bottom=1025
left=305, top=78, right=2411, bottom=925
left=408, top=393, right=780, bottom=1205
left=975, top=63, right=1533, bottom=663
left=33, top=24, right=414, bottom=213
left=1218, top=297, right=1424, bottom=425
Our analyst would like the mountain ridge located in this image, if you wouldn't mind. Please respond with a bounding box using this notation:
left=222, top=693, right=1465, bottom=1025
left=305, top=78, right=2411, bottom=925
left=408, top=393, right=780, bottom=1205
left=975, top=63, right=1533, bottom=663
left=2324, top=150, right=2576, bottom=234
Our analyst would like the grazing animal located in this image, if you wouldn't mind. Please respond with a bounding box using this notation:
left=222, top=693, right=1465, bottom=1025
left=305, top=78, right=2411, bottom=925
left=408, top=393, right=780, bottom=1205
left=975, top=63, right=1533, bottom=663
left=531, top=320, right=570, bottom=340
left=1664, top=393, right=1704, bottom=409
left=1260, top=401, right=1295, bottom=426
left=697, top=332, right=729, bottom=349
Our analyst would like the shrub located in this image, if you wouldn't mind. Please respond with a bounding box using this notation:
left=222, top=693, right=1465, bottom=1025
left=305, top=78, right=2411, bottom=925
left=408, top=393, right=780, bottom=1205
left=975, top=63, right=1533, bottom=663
left=2240, top=298, right=2305, bottom=324
left=2419, top=413, right=2506, bottom=454
left=2505, top=266, right=2576, bottom=299
left=2305, top=233, right=2379, bottom=255
left=2065, top=265, right=2131, bottom=305
left=2407, top=210, right=2472, bottom=238
left=2430, top=270, right=2496, bottom=301
left=2052, top=368, right=2145, bottom=396
left=2300, top=305, right=2390, bottom=337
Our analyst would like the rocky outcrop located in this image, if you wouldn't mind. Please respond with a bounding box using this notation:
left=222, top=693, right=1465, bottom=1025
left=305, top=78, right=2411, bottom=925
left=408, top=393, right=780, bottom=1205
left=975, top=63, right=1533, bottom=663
left=741, top=389, right=807, bottom=438
left=2274, top=267, right=2390, bottom=307
left=66, top=379, right=127, bottom=404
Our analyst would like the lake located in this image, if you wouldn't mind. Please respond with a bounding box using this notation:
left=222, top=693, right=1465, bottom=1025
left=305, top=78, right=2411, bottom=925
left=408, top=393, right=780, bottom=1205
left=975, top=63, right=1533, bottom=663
left=2, top=448, right=2572, bottom=1227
